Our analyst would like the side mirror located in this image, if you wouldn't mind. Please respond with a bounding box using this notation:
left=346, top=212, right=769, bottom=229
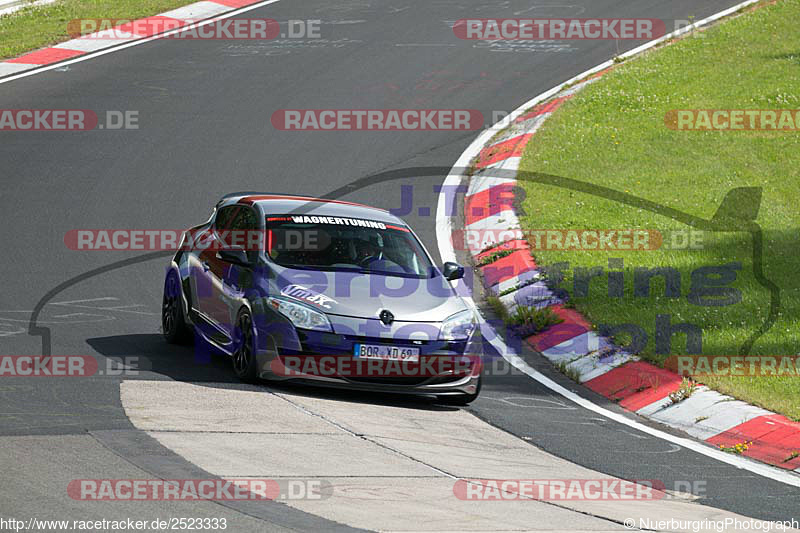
left=442, top=262, right=465, bottom=281
left=217, top=249, right=251, bottom=268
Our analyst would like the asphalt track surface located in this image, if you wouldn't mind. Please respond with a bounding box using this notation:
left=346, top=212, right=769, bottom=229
left=1, top=0, right=797, bottom=530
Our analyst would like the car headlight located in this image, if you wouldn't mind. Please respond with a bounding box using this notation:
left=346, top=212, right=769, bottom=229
left=267, top=297, right=333, bottom=332
left=439, top=309, right=477, bottom=341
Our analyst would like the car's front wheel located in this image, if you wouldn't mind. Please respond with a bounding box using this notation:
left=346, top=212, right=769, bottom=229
left=232, top=308, right=259, bottom=383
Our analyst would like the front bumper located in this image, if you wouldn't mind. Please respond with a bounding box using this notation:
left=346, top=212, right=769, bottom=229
left=254, top=326, right=483, bottom=397
left=264, top=363, right=482, bottom=397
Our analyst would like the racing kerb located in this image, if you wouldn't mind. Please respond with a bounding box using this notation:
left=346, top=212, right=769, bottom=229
left=0, top=0, right=267, bottom=78
left=456, top=6, right=800, bottom=474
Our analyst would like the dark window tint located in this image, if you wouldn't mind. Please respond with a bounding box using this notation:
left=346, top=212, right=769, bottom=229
left=230, top=207, right=259, bottom=231
left=214, top=206, right=239, bottom=231
left=228, top=206, right=261, bottom=262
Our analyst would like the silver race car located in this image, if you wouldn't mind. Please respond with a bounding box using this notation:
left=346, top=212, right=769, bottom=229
left=162, top=194, right=482, bottom=404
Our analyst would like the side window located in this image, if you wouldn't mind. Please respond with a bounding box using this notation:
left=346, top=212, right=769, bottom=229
left=229, top=207, right=258, bottom=232
left=214, top=206, right=239, bottom=231
left=228, top=207, right=261, bottom=262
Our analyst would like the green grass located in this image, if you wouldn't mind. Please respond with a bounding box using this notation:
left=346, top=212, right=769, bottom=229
left=486, top=296, right=511, bottom=324
left=476, top=249, right=514, bottom=267
left=555, top=360, right=583, bottom=383
left=516, top=0, right=800, bottom=419
left=509, top=305, right=563, bottom=331
left=485, top=296, right=563, bottom=337
left=0, top=0, right=203, bottom=60
left=666, top=378, right=698, bottom=407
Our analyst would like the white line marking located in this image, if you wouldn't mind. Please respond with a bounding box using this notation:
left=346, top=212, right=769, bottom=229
left=51, top=297, right=119, bottom=305
left=0, top=63, right=38, bottom=76
left=395, top=43, right=457, bottom=47
left=0, top=0, right=282, bottom=85
left=436, top=0, right=800, bottom=488
left=0, top=0, right=57, bottom=17
left=51, top=298, right=156, bottom=315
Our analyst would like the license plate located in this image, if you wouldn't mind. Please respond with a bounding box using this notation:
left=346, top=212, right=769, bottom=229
left=354, top=344, right=420, bottom=362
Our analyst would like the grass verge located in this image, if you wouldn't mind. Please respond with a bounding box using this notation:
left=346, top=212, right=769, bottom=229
left=0, top=0, right=207, bottom=60
left=517, top=0, right=800, bottom=419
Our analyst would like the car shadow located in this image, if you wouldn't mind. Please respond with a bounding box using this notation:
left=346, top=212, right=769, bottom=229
left=87, top=333, right=460, bottom=412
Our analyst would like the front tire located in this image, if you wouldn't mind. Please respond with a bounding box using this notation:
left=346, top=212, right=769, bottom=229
left=162, top=271, right=191, bottom=344
left=232, top=308, right=259, bottom=383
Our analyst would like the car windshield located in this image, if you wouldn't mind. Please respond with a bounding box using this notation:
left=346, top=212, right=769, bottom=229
left=265, top=215, right=434, bottom=278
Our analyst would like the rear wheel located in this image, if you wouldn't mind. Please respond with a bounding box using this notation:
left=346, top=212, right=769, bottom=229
left=162, top=271, right=191, bottom=344
left=232, top=309, right=259, bottom=383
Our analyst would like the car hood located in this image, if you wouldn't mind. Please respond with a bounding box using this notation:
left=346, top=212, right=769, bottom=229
left=271, top=267, right=468, bottom=322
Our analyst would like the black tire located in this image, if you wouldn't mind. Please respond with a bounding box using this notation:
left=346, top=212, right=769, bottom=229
left=232, top=308, right=259, bottom=383
left=438, top=376, right=482, bottom=406
left=162, top=271, right=192, bottom=344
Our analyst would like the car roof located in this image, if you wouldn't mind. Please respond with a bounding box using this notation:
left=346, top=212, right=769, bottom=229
left=219, top=194, right=404, bottom=225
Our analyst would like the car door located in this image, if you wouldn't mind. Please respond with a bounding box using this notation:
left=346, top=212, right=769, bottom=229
left=215, top=205, right=260, bottom=335
left=189, top=205, right=239, bottom=340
